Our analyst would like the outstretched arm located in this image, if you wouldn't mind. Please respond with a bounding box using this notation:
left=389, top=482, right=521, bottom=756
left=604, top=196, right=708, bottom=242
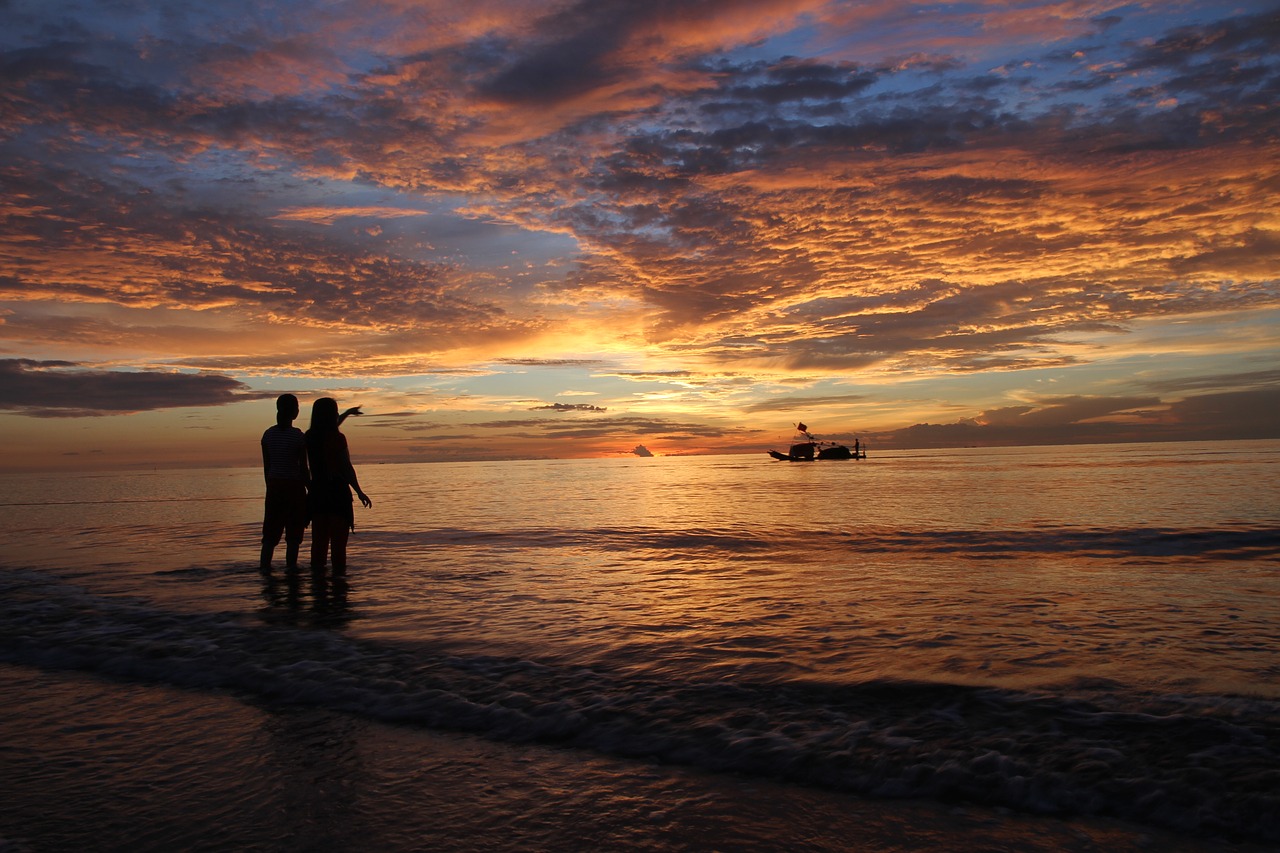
left=339, top=434, right=373, bottom=508
left=338, top=406, right=362, bottom=424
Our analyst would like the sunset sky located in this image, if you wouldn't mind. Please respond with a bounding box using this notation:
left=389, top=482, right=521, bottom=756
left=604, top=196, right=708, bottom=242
left=2, top=0, right=1278, bottom=470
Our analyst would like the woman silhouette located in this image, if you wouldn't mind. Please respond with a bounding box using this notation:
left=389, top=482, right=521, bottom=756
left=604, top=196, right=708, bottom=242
left=305, top=397, right=372, bottom=577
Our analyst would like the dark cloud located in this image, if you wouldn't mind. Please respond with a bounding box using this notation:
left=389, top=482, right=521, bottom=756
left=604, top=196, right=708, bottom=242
left=1143, top=369, right=1280, bottom=394
left=529, top=403, right=607, bottom=412
left=977, top=396, right=1160, bottom=428
left=496, top=358, right=606, bottom=367
left=477, top=0, right=804, bottom=107
left=726, top=58, right=883, bottom=106
left=877, top=388, right=1280, bottom=448
left=1171, top=229, right=1280, bottom=278
left=1125, top=11, right=1280, bottom=73
left=0, top=359, right=268, bottom=417
left=478, top=6, right=629, bottom=104
left=1165, top=388, right=1280, bottom=440
left=603, top=370, right=697, bottom=380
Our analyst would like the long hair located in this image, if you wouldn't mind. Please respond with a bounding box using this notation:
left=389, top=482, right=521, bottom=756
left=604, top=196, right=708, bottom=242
left=309, top=397, right=340, bottom=434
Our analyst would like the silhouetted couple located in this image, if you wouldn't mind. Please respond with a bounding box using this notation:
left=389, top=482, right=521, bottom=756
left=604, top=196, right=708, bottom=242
left=260, top=394, right=372, bottom=578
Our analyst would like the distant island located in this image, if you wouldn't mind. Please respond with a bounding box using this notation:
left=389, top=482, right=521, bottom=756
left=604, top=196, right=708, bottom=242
left=631, top=444, right=654, bottom=457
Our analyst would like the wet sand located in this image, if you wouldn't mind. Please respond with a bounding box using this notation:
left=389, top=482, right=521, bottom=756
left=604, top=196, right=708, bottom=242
left=0, top=664, right=1260, bottom=853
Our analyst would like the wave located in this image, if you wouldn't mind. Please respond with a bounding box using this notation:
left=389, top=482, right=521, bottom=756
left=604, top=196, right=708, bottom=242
left=1, top=567, right=1277, bottom=843
left=359, top=524, right=1280, bottom=561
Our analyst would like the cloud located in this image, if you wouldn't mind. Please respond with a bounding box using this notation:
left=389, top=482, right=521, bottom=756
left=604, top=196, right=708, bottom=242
left=0, top=162, right=495, bottom=326
left=0, top=359, right=268, bottom=417
left=512, top=11, right=1280, bottom=371
left=1164, top=388, right=1280, bottom=440
left=529, top=402, right=607, bottom=412
left=744, top=394, right=868, bottom=413
left=467, top=414, right=754, bottom=441
left=1143, top=369, right=1280, bottom=395
left=496, top=358, right=607, bottom=367
left=273, top=206, right=432, bottom=225
left=877, top=387, right=1280, bottom=448
left=976, top=396, right=1160, bottom=428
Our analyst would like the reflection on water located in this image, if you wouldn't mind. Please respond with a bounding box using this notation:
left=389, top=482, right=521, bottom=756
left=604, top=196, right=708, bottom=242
left=259, top=569, right=355, bottom=630
left=1, top=440, right=1277, bottom=696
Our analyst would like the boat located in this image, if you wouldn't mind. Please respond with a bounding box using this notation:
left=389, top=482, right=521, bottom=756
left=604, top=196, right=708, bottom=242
left=767, top=423, right=865, bottom=461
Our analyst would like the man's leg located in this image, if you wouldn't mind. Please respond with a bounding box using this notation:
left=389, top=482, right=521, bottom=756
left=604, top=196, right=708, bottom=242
left=260, top=488, right=285, bottom=570
left=283, top=484, right=307, bottom=570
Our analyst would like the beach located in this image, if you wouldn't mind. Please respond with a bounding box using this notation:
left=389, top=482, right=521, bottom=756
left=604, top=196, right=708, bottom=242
left=3, top=664, right=1260, bottom=852
left=2, top=441, right=1277, bottom=850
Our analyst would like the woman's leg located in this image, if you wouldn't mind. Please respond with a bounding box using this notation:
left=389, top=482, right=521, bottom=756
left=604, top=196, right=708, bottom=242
left=330, top=522, right=350, bottom=576
left=310, top=516, right=331, bottom=571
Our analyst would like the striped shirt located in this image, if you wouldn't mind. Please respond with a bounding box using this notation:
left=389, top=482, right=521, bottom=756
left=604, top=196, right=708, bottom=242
left=261, top=425, right=307, bottom=480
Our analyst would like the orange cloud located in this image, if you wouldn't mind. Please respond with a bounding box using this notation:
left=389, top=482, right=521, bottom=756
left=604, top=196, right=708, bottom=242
left=273, top=206, right=432, bottom=224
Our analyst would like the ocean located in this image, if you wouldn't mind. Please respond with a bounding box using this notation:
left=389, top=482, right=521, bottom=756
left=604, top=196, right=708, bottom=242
left=1, top=440, right=1277, bottom=851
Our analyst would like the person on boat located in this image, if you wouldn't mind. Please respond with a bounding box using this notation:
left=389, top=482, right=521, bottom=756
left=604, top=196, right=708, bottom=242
left=260, top=393, right=309, bottom=572
left=305, top=397, right=372, bottom=578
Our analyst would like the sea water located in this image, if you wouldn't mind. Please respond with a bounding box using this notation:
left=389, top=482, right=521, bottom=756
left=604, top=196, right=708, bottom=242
left=1, top=440, right=1277, bottom=849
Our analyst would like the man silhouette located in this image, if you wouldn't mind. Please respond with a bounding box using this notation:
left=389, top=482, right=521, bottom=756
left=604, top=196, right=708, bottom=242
left=260, top=393, right=309, bottom=571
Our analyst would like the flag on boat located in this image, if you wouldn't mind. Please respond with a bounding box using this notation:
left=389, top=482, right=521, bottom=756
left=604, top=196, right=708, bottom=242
left=797, top=422, right=807, bottom=432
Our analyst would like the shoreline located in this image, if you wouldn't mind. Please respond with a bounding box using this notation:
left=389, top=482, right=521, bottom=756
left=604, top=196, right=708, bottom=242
left=1, top=663, right=1265, bottom=852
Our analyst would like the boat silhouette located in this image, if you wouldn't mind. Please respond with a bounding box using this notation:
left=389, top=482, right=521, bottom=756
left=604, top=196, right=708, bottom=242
left=767, top=423, right=864, bottom=461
